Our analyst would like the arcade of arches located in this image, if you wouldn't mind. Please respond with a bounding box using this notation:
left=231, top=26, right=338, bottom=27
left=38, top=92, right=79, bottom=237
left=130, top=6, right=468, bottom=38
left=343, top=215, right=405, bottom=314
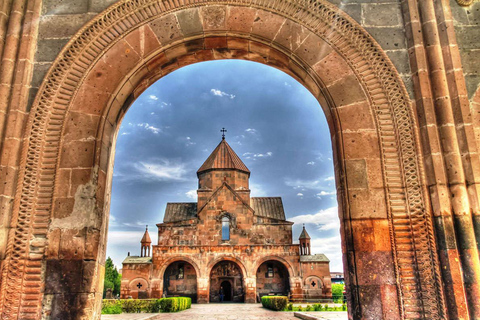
left=0, top=0, right=480, bottom=319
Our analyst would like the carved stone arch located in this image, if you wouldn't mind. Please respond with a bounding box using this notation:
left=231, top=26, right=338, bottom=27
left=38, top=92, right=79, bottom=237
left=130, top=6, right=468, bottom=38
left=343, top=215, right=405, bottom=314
left=216, top=211, right=237, bottom=229
left=254, top=255, right=295, bottom=279
left=0, top=0, right=446, bottom=319
left=304, top=275, right=323, bottom=289
left=158, top=256, right=202, bottom=279
left=207, top=256, right=248, bottom=279
left=128, top=277, right=150, bottom=291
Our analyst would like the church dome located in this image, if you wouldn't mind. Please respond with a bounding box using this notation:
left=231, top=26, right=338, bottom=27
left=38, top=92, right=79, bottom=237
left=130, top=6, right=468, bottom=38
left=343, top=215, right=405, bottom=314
left=197, top=138, right=250, bottom=176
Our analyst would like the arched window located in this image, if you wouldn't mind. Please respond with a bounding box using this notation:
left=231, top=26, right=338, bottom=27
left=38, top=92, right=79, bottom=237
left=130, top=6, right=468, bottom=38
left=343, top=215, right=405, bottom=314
left=222, top=216, right=230, bottom=241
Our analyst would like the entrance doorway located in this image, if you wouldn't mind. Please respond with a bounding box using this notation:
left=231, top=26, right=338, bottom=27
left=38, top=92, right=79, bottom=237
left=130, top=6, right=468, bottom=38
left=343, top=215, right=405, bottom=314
left=210, top=261, right=244, bottom=302
left=220, top=281, right=232, bottom=302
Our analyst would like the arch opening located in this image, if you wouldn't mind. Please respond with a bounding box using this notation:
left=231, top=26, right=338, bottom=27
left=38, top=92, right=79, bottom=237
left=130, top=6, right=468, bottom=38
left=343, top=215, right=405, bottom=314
left=0, top=1, right=445, bottom=319
left=256, top=260, right=291, bottom=301
left=210, top=261, right=244, bottom=303
left=163, top=261, right=198, bottom=302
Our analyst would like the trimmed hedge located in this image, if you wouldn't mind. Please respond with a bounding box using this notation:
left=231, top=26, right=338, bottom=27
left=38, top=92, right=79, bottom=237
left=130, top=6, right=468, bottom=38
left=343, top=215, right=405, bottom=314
left=261, top=296, right=288, bottom=311
left=101, top=297, right=191, bottom=314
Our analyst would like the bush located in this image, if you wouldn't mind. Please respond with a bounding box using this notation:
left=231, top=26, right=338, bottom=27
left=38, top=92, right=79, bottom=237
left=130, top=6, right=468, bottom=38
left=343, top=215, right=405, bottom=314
left=313, top=303, right=323, bottom=311
left=101, top=300, right=122, bottom=314
left=286, top=303, right=293, bottom=311
left=261, top=296, right=288, bottom=311
left=305, top=305, right=312, bottom=311
left=101, top=297, right=191, bottom=314
left=332, top=283, right=345, bottom=303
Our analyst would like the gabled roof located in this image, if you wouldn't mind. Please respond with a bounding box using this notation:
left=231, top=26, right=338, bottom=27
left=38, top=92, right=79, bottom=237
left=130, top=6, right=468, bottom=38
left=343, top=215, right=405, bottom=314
left=299, top=225, right=311, bottom=240
left=197, top=139, right=250, bottom=176
left=141, top=227, right=151, bottom=244
left=251, top=197, right=286, bottom=221
left=300, top=254, right=329, bottom=262
left=197, top=182, right=255, bottom=215
left=163, top=202, right=197, bottom=223
left=122, top=256, right=152, bottom=264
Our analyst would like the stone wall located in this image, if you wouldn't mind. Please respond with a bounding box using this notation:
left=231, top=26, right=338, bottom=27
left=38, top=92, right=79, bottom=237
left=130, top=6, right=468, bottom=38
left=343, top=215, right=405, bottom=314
left=450, top=0, right=480, bottom=99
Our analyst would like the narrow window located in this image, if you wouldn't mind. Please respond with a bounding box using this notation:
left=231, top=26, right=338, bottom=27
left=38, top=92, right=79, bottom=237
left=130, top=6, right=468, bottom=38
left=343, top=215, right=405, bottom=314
left=266, top=263, right=274, bottom=278
left=177, top=264, right=184, bottom=279
left=222, top=216, right=230, bottom=240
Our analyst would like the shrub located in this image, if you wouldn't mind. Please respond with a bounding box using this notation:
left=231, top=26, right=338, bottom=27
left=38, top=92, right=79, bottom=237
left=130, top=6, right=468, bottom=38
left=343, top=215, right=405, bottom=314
left=297, top=305, right=302, bottom=312
left=101, top=300, right=122, bottom=314
left=305, top=305, right=312, bottom=311
left=101, top=297, right=191, bottom=314
left=313, top=303, right=323, bottom=311
left=342, top=303, right=347, bottom=311
left=261, top=296, right=288, bottom=311
left=286, top=303, right=293, bottom=311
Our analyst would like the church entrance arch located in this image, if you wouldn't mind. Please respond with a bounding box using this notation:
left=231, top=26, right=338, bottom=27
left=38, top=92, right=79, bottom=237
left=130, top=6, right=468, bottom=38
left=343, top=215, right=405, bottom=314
left=209, top=261, right=244, bottom=303
left=163, top=261, right=198, bottom=303
left=0, top=0, right=448, bottom=319
left=256, top=260, right=290, bottom=301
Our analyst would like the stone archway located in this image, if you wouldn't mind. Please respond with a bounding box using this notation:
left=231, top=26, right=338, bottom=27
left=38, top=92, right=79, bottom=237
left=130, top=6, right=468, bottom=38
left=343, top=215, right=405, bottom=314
left=209, top=260, right=244, bottom=303
left=163, top=261, right=198, bottom=302
left=255, top=260, right=290, bottom=300
left=0, top=0, right=446, bottom=319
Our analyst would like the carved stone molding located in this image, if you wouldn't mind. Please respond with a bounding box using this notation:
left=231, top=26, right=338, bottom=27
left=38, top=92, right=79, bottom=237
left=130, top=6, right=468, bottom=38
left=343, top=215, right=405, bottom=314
left=0, top=0, right=446, bottom=319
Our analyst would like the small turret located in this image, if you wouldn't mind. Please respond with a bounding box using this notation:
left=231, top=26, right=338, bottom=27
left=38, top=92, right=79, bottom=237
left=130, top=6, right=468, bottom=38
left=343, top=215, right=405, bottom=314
left=140, top=225, right=152, bottom=257
left=299, top=224, right=311, bottom=256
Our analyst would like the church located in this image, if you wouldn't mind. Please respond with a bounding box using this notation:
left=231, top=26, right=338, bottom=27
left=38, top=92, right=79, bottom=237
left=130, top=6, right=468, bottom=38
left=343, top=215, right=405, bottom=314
left=120, top=136, right=332, bottom=303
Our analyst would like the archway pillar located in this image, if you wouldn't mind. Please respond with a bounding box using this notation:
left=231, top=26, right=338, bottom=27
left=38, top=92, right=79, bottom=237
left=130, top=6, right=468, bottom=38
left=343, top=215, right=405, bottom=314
left=197, top=277, right=209, bottom=304
left=244, top=277, right=256, bottom=303
left=289, top=276, right=303, bottom=302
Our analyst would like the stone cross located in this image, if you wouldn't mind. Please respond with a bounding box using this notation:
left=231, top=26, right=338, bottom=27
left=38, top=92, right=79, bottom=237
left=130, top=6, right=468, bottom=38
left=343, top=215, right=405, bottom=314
left=221, top=128, right=227, bottom=140
left=137, top=283, right=143, bottom=289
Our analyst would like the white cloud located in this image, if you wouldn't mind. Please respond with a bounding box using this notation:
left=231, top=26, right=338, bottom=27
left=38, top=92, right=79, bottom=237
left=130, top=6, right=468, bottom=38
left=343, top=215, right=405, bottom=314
left=242, top=151, right=272, bottom=160
left=185, top=136, right=196, bottom=146
left=316, top=190, right=336, bottom=198
left=290, top=206, right=339, bottom=231
left=149, top=95, right=159, bottom=101
left=284, top=82, right=292, bottom=87
left=285, top=178, right=323, bottom=190
left=311, top=235, right=343, bottom=272
left=245, top=128, right=257, bottom=134
left=324, top=176, right=335, bottom=181
left=134, top=160, right=187, bottom=181
left=137, top=123, right=161, bottom=134
left=210, top=88, right=235, bottom=99
left=121, top=132, right=130, bottom=136
left=151, top=112, right=155, bottom=115
left=185, top=189, right=197, bottom=200
left=297, top=193, right=304, bottom=197
left=307, top=161, right=315, bottom=165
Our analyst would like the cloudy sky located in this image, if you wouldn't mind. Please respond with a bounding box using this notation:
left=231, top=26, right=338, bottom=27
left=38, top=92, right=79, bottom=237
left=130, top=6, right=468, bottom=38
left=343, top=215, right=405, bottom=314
left=107, top=60, right=342, bottom=272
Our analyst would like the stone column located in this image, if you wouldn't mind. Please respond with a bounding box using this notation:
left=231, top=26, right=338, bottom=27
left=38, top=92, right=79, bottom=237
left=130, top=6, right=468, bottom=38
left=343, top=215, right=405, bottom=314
left=289, top=276, right=303, bottom=301
left=244, top=277, right=256, bottom=303
left=197, top=277, right=209, bottom=303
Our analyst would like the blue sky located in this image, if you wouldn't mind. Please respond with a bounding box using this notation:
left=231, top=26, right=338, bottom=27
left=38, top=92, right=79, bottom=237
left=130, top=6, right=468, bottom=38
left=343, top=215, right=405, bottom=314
left=107, top=60, right=342, bottom=272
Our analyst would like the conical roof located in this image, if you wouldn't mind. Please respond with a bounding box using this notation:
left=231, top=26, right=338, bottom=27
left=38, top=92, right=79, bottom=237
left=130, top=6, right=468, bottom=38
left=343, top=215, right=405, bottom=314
left=299, top=225, right=311, bottom=240
left=141, top=226, right=151, bottom=244
left=197, top=139, right=250, bottom=176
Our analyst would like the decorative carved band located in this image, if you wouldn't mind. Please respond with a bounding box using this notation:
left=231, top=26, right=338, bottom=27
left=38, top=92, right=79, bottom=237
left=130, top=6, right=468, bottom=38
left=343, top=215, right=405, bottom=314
left=0, top=0, right=445, bottom=318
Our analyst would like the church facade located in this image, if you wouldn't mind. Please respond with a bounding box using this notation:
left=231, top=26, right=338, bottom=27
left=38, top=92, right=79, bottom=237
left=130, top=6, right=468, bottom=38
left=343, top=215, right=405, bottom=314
left=121, top=138, right=332, bottom=303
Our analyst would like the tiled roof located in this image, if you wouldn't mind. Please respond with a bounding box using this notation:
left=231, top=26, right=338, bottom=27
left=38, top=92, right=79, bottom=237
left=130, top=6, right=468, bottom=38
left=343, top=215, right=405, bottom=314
left=251, top=197, right=286, bottom=220
left=141, top=229, right=151, bottom=243
left=300, top=254, right=330, bottom=262
left=299, top=226, right=311, bottom=239
left=163, top=202, right=197, bottom=223
left=197, top=139, right=250, bottom=175
left=122, top=256, right=152, bottom=264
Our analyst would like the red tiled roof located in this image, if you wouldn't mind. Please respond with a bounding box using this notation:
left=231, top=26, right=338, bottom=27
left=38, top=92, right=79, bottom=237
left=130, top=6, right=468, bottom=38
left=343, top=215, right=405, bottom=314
left=141, top=229, right=151, bottom=243
left=197, top=139, right=250, bottom=175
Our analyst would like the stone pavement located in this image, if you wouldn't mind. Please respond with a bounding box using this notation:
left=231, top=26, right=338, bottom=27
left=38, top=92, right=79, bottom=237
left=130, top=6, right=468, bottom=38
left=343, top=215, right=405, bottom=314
left=101, top=304, right=348, bottom=320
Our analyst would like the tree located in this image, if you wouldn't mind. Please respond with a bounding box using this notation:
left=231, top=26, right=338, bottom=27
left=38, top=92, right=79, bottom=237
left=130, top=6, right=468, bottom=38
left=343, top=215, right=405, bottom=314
left=104, top=257, right=122, bottom=297
left=332, top=283, right=345, bottom=303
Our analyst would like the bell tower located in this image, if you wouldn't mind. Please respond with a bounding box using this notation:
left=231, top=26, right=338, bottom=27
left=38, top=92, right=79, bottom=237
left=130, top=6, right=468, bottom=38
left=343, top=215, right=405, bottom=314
left=299, top=224, right=311, bottom=255
left=140, top=225, right=151, bottom=257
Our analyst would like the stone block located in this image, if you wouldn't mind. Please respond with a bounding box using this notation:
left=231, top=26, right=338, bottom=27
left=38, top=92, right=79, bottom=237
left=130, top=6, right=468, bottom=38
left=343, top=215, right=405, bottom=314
left=149, top=14, right=183, bottom=45
left=336, top=100, right=374, bottom=131
left=326, top=74, right=367, bottom=107
left=59, top=228, right=86, bottom=260
left=176, top=8, right=203, bottom=37
left=63, top=111, right=99, bottom=142
left=42, top=0, right=89, bottom=15
left=199, top=6, right=226, bottom=31
left=345, top=159, right=368, bottom=189
left=38, top=13, right=96, bottom=38
left=31, top=62, right=51, bottom=88
left=59, top=140, right=95, bottom=168
left=454, top=26, right=480, bottom=50
left=363, top=3, right=402, bottom=27
left=89, top=0, right=118, bottom=12
left=35, top=38, right=69, bottom=63
left=274, top=19, right=309, bottom=52
left=341, top=4, right=361, bottom=24
left=251, top=10, right=285, bottom=41
left=386, top=50, right=410, bottom=75
left=364, top=27, right=407, bottom=50
left=348, top=188, right=388, bottom=219
left=294, top=33, right=333, bottom=68
left=226, top=6, right=256, bottom=34
left=53, top=197, right=75, bottom=219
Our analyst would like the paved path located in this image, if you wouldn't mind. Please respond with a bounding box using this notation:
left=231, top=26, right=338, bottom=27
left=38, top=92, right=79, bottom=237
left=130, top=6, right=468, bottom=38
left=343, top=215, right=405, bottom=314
left=101, top=304, right=347, bottom=320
